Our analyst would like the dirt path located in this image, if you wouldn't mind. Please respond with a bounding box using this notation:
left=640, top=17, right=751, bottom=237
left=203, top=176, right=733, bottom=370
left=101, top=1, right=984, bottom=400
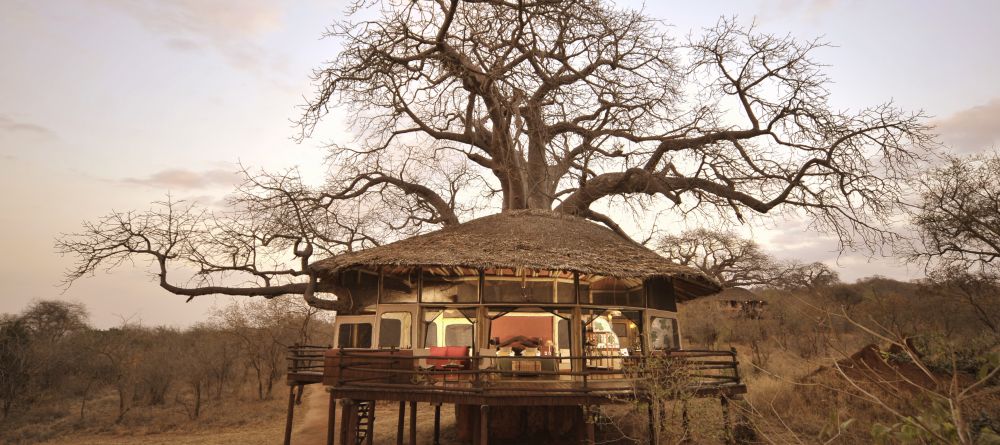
left=292, top=385, right=331, bottom=444
left=292, top=392, right=461, bottom=445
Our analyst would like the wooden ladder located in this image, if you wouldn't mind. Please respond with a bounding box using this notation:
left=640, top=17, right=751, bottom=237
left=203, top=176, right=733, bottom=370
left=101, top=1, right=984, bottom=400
left=353, top=400, right=375, bottom=445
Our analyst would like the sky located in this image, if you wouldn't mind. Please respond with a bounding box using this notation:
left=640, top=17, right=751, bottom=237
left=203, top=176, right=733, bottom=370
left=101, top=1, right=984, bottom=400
left=1, top=0, right=999, bottom=328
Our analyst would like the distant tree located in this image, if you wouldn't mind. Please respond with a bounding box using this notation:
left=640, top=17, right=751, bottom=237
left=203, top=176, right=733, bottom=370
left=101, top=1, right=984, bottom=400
left=924, top=266, right=1000, bottom=336
left=779, top=261, right=840, bottom=292
left=910, top=153, right=1000, bottom=272
left=908, top=153, right=1000, bottom=337
left=657, top=229, right=781, bottom=287
left=20, top=300, right=88, bottom=342
left=212, top=298, right=322, bottom=400
left=56, top=1, right=933, bottom=311
left=0, top=316, right=31, bottom=418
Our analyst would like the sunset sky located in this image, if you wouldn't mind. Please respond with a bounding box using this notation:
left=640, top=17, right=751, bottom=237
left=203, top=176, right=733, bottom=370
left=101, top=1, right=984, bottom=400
left=2, top=0, right=999, bottom=328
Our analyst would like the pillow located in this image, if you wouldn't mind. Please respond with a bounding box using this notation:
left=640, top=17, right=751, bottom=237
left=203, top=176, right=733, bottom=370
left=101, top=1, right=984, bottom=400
left=428, top=346, right=450, bottom=368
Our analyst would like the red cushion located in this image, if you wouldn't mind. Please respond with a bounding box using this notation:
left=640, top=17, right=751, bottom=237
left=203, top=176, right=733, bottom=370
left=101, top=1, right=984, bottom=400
left=446, top=346, right=469, bottom=357
left=428, top=346, right=450, bottom=367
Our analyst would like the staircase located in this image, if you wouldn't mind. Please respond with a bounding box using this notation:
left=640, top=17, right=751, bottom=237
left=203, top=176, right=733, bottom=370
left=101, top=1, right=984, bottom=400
left=354, top=400, right=375, bottom=445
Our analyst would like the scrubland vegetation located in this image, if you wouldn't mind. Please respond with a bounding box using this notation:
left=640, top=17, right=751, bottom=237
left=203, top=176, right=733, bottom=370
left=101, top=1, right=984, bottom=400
left=0, top=298, right=332, bottom=444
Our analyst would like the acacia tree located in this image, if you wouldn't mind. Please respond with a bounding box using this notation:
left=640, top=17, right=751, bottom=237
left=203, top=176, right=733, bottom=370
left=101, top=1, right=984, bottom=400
left=656, top=229, right=780, bottom=287
left=910, top=153, right=1000, bottom=271
left=57, top=0, right=931, bottom=310
left=910, top=153, right=1000, bottom=338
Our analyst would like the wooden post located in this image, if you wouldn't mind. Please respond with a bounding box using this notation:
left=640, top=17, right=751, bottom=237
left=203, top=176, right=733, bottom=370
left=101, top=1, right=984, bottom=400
left=433, top=404, right=442, bottom=445
left=409, top=401, right=417, bottom=445
left=647, top=401, right=659, bottom=445
left=366, top=401, right=376, bottom=445
left=340, top=399, right=354, bottom=445
left=479, top=405, right=489, bottom=445
left=283, top=385, right=296, bottom=445
left=327, top=393, right=337, bottom=445
left=721, top=396, right=733, bottom=445
left=571, top=306, right=584, bottom=377
left=583, top=405, right=595, bottom=445
left=681, top=400, right=690, bottom=442
left=396, top=401, right=405, bottom=445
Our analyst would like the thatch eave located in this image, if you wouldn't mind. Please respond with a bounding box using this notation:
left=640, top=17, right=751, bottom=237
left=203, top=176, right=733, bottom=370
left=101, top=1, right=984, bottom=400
left=310, top=210, right=721, bottom=299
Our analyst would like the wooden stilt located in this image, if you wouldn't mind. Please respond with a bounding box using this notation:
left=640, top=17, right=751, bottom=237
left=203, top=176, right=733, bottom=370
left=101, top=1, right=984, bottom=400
left=408, top=401, right=417, bottom=445
left=647, top=401, right=659, bottom=445
left=681, top=400, right=691, bottom=442
left=366, top=401, right=376, bottom=445
left=396, top=401, right=405, bottom=445
left=721, top=396, right=733, bottom=445
left=340, top=399, right=354, bottom=445
left=584, top=406, right=595, bottom=445
left=327, top=393, right=337, bottom=445
left=284, top=385, right=296, bottom=445
left=433, top=404, right=442, bottom=445
left=479, top=405, right=489, bottom=445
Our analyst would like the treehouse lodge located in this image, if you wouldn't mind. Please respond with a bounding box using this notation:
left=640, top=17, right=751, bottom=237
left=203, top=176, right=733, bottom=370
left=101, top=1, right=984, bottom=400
left=284, top=210, right=746, bottom=445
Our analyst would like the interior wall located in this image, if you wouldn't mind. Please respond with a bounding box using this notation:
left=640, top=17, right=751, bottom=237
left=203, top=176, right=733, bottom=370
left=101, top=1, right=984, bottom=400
left=490, top=315, right=553, bottom=344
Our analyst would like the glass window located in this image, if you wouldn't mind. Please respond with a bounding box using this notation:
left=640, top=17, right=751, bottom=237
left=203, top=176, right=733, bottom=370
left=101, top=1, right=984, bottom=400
left=445, top=324, right=474, bottom=347
left=336, top=322, right=373, bottom=348
left=425, top=322, right=438, bottom=347
left=339, top=269, right=379, bottom=306
left=422, top=270, right=478, bottom=303
left=584, top=276, right=644, bottom=307
left=382, top=268, right=419, bottom=303
left=378, top=312, right=412, bottom=349
left=423, top=309, right=475, bottom=348
left=483, top=275, right=573, bottom=303
left=646, top=277, right=677, bottom=311
left=649, top=317, right=678, bottom=351
left=557, top=318, right=570, bottom=350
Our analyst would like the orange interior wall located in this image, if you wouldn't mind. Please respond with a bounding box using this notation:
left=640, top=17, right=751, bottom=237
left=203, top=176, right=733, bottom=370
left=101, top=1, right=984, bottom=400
left=490, top=316, right=553, bottom=343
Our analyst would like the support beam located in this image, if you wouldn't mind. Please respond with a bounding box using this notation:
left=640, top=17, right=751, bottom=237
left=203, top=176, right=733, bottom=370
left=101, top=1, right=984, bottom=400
left=682, top=400, right=691, bottom=442
left=433, top=404, right=442, bottom=445
left=284, top=385, right=296, bottom=445
left=409, top=401, right=417, bottom=445
left=340, top=399, right=354, bottom=445
left=327, top=393, right=337, bottom=445
left=721, top=396, right=733, bottom=445
left=584, top=405, right=595, bottom=445
left=479, top=405, right=489, bottom=445
left=396, top=401, right=405, bottom=445
left=366, top=401, right=376, bottom=445
left=647, top=401, right=659, bottom=445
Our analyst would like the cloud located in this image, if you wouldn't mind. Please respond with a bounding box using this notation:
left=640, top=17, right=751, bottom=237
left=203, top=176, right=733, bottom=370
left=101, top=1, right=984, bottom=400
left=758, top=0, right=845, bottom=23
left=0, top=114, right=56, bottom=139
left=97, top=0, right=287, bottom=72
left=935, top=98, right=1000, bottom=153
left=123, top=168, right=239, bottom=189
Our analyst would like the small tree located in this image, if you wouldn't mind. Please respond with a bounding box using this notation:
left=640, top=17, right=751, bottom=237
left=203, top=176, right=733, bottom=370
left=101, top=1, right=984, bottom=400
left=0, top=316, right=31, bottom=418
left=657, top=229, right=782, bottom=288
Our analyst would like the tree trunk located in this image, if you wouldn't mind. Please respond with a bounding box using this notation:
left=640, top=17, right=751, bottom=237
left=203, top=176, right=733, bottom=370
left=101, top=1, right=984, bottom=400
left=193, top=381, right=202, bottom=419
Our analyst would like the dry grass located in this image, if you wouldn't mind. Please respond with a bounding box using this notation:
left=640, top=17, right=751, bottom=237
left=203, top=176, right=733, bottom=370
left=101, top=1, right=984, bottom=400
left=2, top=385, right=294, bottom=445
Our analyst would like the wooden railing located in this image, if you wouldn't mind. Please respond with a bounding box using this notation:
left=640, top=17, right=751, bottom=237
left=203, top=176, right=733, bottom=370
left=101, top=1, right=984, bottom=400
left=286, top=344, right=330, bottom=382
left=297, top=347, right=743, bottom=397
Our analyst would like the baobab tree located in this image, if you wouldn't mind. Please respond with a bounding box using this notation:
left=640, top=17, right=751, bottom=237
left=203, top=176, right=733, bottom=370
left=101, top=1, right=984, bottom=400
left=656, top=229, right=781, bottom=288
left=57, top=0, right=932, bottom=311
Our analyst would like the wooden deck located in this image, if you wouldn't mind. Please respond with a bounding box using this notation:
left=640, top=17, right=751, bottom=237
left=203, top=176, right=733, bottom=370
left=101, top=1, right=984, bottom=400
left=284, top=346, right=747, bottom=445
left=288, top=346, right=747, bottom=405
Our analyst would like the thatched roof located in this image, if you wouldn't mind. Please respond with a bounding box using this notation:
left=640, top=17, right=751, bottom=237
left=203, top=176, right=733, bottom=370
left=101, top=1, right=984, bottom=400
left=704, top=287, right=763, bottom=302
left=310, top=210, right=721, bottom=299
